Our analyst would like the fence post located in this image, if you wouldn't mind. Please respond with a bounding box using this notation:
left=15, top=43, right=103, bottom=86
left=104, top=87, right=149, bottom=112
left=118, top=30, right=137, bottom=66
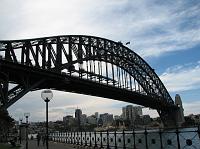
left=77, top=131, right=79, bottom=145
left=59, top=132, right=61, bottom=142
left=144, top=128, right=148, bottom=149
left=60, top=132, right=61, bottom=142
left=123, top=130, right=126, bottom=149
left=65, top=131, right=68, bottom=143
left=71, top=131, right=73, bottom=144
left=114, top=131, right=117, bottom=149
left=133, top=129, right=136, bottom=149
left=67, top=132, right=69, bottom=144
left=94, top=131, right=97, bottom=147
left=89, top=131, right=92, bottom=147
left=61, top=132, right=63, bottom=142
left=107, top=130, right=110, bottom=149
left=67, top=132, right=68, bottom=143
left=60, top=132, right=62, bottom=143
left=85, top=131, right=87, bottom=146
left=159, top=128, right=163, bottom=149
left=57, top=132, right=58, bottom=142
left=69, top=131, right=70, bottom=144
left=74, top=131, right=76, bottom=145
left=70, top=131, right=71, bottom=144
left=63, top=132, right=65, bottom=143
left=176, top=127, right=181, bottom=149
left=62, top=132, right=64, bottom=143
left=62, top=132, right=63, bottom=143
left=63, top=131, right=65, bottom=143
left=57, top=132, right=59, bottom=142
left=62, top=132, right=63, bottom=142
left=100, top=131, right=103, bottom=148
left=65, top=131, right=66, bottom=143
left=81, top=131, right=83, bottom=146
left=58, top=132, right=60, bottom=142
left=197, top=125, right=200, bottom=139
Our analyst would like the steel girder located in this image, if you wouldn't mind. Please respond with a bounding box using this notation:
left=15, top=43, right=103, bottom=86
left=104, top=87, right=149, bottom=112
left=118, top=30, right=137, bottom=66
left=0, top=35, right=175, bottom=111
left=0, top=61, right=46, bottom=109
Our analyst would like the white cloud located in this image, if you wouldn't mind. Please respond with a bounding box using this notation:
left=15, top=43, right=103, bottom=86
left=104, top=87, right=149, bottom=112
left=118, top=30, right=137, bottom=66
left=160, top=61, right=200, bottom=92
left=183, top=101, right=200, bottom=116
left=1, top=0, right=200, bottom=121
left=136, top=29, right=200, bottom=57
left=0, top=0, right=200, bottom=58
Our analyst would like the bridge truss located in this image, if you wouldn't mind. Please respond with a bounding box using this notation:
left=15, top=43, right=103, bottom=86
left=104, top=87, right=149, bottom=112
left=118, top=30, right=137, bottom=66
left=0, top=35, right=178, bottom=126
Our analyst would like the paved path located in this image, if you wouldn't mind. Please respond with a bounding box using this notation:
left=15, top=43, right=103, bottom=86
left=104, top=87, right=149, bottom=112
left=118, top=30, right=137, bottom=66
left=21, top=140, right=76, bottom=149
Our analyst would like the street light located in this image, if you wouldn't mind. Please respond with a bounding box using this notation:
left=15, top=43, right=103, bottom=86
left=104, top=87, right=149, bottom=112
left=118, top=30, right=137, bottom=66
left=24, top=113, right=30, bottom=149
left=41, top=89, right=53, bottom=149
left=19, top=116, right=23, bottom=144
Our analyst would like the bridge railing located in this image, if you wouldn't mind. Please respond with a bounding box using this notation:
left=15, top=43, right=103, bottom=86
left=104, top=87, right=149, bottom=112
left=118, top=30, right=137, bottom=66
left=50, top=126, right=200, bottom=149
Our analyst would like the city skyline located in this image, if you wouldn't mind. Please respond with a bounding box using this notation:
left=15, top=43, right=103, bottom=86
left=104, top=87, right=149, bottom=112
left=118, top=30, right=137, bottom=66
left=0, top=0, right=200, bottom=122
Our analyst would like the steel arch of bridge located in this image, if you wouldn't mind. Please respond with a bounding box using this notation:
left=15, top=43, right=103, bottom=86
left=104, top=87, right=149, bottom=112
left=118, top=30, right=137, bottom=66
left=0, top=35, right=177, bottom=125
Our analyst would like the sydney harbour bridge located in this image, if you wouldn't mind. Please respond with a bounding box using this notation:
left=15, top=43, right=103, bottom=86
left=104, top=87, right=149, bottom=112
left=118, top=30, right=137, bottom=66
left=0, top=35, right=182, bottom=127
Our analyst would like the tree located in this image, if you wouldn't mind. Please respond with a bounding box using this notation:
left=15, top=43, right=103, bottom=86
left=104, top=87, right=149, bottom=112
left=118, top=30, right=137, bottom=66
left=0, top=109, right=15, bottom=142
left=182, top=116, right=195, bottom=127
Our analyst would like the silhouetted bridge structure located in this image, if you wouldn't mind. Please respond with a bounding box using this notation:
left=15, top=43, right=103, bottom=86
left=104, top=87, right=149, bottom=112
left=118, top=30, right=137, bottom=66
left=0, top=35, right=179, bottom=126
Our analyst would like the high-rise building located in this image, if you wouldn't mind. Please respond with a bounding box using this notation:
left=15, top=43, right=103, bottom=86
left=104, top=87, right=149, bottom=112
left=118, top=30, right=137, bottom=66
left=125, top=105, right=134, bottom=120
left=63, top=115, right=74, bottom=130
left=87, top=115, right=97, bottom=125
left=122, top=107, right=126, bottom=120
left=133, top=106, right=142, bottom=116
left=63, top=115, right=74, bottom=123
left=95, top=112, right=99, bottom=119
left=122, top=105, right=142, bottom=122
left=99, top=113, right=113, bottom=126
left=114, top=115, right=121, bottom=120
left=75, top=109, right=82, bottom=119
left=75, top=109, right=82, bottom=130
left=81, top=114, right=87, bottom=125
left=141, top=115, right=151, bottom=125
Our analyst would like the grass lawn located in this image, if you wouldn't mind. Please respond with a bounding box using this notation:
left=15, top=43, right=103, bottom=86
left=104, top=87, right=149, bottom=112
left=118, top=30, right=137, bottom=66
left=0, top=143, right=20, bottom=149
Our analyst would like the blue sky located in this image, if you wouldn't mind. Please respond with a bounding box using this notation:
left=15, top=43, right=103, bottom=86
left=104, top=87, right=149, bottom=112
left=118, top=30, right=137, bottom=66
left=0, top=0, right=200, bottom=122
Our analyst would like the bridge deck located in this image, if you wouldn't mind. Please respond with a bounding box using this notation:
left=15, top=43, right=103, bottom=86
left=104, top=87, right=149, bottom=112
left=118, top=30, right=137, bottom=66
left=0, top=59, right=177, bottom=110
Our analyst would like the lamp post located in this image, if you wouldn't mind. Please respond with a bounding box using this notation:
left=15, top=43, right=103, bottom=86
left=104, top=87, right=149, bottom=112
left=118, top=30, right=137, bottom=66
left=24, top=113, right=30, bottom=149
left=41, top=89, right=53, bottom=149
left=19, top=116, right=23, bottom=144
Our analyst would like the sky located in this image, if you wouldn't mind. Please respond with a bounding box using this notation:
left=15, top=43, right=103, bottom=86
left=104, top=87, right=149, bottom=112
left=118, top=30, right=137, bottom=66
left=0, top=0, right=200, bottom=122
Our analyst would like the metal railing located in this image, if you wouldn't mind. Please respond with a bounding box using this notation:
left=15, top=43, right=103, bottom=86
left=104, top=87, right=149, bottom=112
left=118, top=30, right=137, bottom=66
left=50, top=126, right=200, bottom=149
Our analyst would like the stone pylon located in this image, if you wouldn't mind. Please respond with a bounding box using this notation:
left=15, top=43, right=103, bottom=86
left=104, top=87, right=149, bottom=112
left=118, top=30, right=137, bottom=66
left=175, top=94, right=185, bottom=127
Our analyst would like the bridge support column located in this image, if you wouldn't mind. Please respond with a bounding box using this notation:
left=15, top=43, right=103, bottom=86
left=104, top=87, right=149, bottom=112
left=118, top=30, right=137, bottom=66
left=0, top=71, right=9, bottom=108
left=159, top=109, right=176, bottom=128
left=159, top=94, right=185, bottom=128
left=174, top=94, right=185, bottom=127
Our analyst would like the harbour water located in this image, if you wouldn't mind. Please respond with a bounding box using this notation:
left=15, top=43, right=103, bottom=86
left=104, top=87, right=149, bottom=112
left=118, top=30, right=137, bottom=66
left=50, top=127, right=200, bottom=149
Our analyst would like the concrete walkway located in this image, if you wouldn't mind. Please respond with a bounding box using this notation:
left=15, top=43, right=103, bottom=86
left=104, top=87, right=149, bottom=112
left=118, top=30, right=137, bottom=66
left=21, top=140, right=76, bottom=149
